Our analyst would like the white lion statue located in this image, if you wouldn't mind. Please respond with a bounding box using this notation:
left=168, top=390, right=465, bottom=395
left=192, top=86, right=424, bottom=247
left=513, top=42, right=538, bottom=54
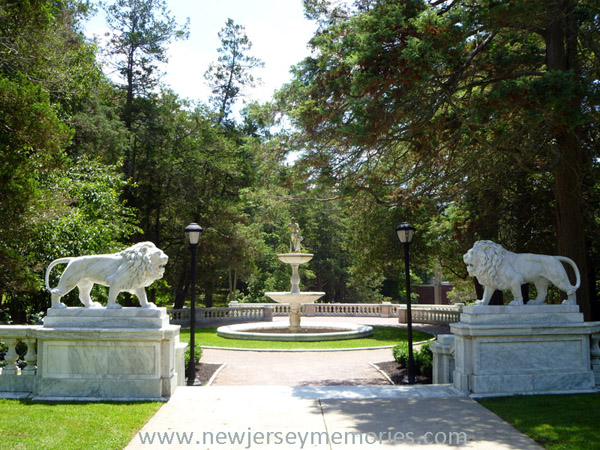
left=45, top=242, right=168, bottom=309
left=463, top=240, right=580, bottom=306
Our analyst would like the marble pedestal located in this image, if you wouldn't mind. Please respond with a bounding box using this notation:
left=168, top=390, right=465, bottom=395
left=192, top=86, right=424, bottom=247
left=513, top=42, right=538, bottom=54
left=451, top=305, right=597, bottom=396
left=35, top=307, right=185, bottom=400
left=431, top=334, right=455, bottom=384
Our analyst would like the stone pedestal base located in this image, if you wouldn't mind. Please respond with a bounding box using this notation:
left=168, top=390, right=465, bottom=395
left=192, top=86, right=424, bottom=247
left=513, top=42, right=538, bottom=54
left=289, top=304, right=301, bottom=332
left=431, top=334, right=455, bottom=384
left=43, top=307, right=169, bottom=329
left=451, top=305, right=598, bottom=396
left=35, top=307, right=184, bottom=400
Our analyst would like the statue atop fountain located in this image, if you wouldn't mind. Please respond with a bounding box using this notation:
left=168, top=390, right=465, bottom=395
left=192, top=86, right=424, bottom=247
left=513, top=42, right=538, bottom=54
left=265, top=220, right=325, bottom=332
left=289, top=218, right=303, bottom=253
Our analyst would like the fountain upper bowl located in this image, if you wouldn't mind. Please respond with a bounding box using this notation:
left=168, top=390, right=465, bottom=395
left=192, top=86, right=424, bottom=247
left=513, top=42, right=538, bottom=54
left=264, top=292, right=325, bottom=305
left=277, top=253, right=313, bottom=265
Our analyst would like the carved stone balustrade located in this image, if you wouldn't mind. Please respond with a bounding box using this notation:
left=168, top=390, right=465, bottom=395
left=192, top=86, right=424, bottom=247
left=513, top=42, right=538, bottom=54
left=0, top=325, right=40, bottom=396
left=169, top=306, right=274, bottom=325
left=170, top=302, right=463, bottom=326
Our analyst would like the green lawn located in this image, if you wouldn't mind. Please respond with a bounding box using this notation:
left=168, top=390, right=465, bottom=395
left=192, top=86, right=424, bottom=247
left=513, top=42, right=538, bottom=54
left=0, top=399, right=162, bottom=450
left=180, top=325, right=433, bottom=350
left=479, top=393, right=600, bottom=450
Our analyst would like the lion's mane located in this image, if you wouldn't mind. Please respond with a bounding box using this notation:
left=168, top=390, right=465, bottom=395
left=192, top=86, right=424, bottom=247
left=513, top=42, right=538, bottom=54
left=113, top=242, right=163, bottom=289
left=466, top=240, right=512, bottom=290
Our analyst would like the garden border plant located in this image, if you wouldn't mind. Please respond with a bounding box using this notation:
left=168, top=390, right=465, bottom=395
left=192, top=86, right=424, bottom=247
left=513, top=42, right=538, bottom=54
left=393, top=341, right=433, bottom=378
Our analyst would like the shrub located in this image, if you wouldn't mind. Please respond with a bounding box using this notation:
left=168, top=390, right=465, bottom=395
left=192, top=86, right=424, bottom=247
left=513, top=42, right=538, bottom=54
left=393, top=342, right=409, bottom=367
left=184, top=341, right=203, bottom=367
left=0, top=309, right=11, bottom=324
left=415, top=342, right=433, bottom=378
left=393, top=341, right=433, bottom=378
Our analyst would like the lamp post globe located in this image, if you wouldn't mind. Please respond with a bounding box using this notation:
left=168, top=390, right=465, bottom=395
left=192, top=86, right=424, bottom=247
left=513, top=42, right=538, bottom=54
left=396, top=222, right=415, bottom=244
left=185, top=223, right=203, bottom=246
left=185, top=222, right=203, bottom=386
left=396, top=222, right=416, bottom=384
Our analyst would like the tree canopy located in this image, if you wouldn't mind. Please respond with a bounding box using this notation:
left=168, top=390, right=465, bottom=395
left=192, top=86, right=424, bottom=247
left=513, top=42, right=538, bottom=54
left=1, top=0, right=599, bottom=322
left=278, top=0, right=600, bottom=318
left=204, top=18, right=265, bottom=127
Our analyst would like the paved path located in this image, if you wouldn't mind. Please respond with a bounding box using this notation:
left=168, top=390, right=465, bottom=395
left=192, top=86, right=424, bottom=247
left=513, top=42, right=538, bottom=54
left=203, top=347, right=394, bottom=386
left=124, top=319, right=543, bottom=449
left=202, top=317, right=449, bottom=386
left=125, top=386, right=544, bottom=450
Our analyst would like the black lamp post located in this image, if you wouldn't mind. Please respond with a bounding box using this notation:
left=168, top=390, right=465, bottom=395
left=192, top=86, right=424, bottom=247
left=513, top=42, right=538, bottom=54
left=396, top=222, right=416, bottom=384
left=185, top=222, right=203, bottom=386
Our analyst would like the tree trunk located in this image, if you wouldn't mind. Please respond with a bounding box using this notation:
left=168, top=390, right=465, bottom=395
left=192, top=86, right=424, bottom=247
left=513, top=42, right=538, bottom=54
left=205, top=283, right=214, bottom=308
left=553, top=143, right=590, bottom=318
left=228, top=267, right=237, bottom=303
left=174, top=269, right=188, bottom=309
left=545, top=0, right=591, bottom=319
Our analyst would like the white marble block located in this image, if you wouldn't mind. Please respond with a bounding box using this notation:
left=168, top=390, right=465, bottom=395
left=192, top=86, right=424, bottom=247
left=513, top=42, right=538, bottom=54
left=451, top=305, right=598, bottom=396
left=431, top=334, right=455, bottom=385
left=34, top=307, right=184, bottom=400
left=43, top=307, right=169, bottom=329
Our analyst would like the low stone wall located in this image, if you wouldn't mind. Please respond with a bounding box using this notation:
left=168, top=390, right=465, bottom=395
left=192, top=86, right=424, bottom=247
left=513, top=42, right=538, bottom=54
left=168, top=302, right=463, bottom=326
left=227, top=301, right=400, bottom=318
left=0, top=325, right=38, bottom=396
left=169, top=306, right=273, bottom=325
left=398, top=304, right=463, bottom=325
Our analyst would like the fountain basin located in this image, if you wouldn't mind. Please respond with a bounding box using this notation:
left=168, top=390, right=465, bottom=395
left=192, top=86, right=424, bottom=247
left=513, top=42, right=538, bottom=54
left=277, top=253, right=314, bottom=265
left=264, top=292, right=325, bottom=305
left=216, top=322, right=373, bottom=342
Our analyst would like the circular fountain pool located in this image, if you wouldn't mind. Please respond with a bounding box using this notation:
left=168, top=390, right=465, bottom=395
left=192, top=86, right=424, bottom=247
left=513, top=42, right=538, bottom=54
left=216, top=322, right=373, bottom=342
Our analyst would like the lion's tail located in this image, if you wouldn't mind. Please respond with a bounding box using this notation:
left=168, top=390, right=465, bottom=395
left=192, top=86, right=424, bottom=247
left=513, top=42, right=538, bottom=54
left=556, top=256, right=581, bottom=292
left=45, top=258, right=72, bottom=293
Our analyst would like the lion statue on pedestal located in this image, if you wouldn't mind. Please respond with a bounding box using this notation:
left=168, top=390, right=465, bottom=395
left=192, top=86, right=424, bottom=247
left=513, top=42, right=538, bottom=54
left=45, top=242, right=168, bottom=309
left=463, top=240, right=580, bottom=306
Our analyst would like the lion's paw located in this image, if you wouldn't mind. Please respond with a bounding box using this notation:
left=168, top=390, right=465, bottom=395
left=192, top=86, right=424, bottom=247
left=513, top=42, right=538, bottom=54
left=508, top=299, right=524, bottom=306
left=143, top=302, right=158, bottom=309
left=51, top=302, right=68, bottom=310
left=474, top=300, right=484, bottom=305
left=106, top=303, right=123, bottom=309
left=89, top=301, right=103, bottom=308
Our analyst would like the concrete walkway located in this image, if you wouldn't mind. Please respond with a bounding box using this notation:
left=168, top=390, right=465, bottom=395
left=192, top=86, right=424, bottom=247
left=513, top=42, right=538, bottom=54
left=125, top=318, right=543, bottom=449
left=202, top=317, right=449, bottom=386
left=203, top=347, right=394, bottom=386
left=125, top=386, right=543, bottom=449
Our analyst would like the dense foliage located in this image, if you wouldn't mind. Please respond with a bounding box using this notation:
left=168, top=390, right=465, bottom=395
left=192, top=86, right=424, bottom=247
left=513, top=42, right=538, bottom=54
left=278, top=0, right=600, bottom=318
left=1, top=0, right=599, bottom=322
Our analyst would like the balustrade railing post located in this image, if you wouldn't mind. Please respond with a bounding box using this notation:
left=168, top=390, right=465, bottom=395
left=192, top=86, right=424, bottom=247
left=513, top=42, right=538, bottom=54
left=22, top=339, right=37, bottom=376
left=2, top=338, right=20, bottom=375
left=398, top=306, right=407, bottom=323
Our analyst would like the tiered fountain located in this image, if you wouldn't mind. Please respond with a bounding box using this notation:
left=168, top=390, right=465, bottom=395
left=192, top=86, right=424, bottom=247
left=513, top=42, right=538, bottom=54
left=264, top=220, right=325, bottom=332
left=217, top=220, right=373, bottom=341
